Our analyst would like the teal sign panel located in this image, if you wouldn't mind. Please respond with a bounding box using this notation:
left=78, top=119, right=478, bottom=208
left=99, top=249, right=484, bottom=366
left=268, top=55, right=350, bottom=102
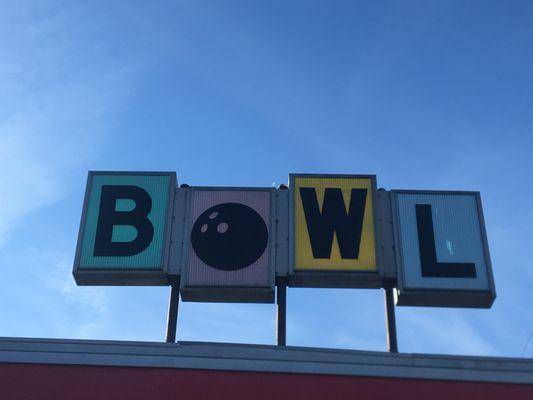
left=73, top=172, right=176, bottom=285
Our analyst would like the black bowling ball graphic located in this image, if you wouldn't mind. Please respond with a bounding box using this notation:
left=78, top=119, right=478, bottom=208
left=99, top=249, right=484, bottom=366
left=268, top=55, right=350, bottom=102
left=191, top=203, right=268, bottom=271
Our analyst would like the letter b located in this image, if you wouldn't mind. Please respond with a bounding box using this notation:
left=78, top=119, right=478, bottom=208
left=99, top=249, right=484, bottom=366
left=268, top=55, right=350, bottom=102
left=94, top=185, right=154, bottom=257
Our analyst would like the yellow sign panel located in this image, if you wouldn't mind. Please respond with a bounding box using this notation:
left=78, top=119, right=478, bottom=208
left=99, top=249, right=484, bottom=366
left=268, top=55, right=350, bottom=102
left=293, top=175, right=377, bottom=271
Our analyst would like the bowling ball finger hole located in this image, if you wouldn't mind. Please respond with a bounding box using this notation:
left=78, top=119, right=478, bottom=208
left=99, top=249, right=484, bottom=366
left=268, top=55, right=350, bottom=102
left=209, top=212, right=218, bottom=219
left=217, top=222, right=228, bottom=233
left=201, top=224, right=208, bottom=233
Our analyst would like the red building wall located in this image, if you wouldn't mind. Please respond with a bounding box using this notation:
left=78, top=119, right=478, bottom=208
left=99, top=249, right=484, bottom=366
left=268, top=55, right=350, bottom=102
left=2, top=363, right=533, bottom=400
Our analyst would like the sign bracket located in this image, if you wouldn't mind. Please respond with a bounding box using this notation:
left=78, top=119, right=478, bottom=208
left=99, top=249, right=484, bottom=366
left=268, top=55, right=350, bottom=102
left=276, top=279, right=287, bottom=346
left=383, top=279, right=398, bottom=353
left=165, top=277, right=180, bottom=343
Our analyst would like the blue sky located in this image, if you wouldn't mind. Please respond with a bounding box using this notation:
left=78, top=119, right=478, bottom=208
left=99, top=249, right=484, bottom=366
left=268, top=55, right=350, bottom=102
left=1, top=1, right=532, bottom=357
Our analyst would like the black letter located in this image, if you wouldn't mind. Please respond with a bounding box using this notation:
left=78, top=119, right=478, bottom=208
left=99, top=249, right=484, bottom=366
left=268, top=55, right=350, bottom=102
left=300, top=187, right=367, bottom=259
left=415, top=204, right=476, bottom=278
left=94, top=185, right=154, bottom=256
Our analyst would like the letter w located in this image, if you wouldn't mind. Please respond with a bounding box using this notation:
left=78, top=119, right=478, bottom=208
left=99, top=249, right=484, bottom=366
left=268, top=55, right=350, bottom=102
left=300, top=188, right=367, bottom=259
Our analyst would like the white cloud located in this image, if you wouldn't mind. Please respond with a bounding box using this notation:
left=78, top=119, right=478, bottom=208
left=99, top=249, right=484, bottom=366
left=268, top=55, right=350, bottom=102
left=400, top=310, right=497, bottom=356
left=179, top=302, right=275, bottom=344
left=29, top=250, right=108, bottom=315
left=0, top=2, right=140, bottom=246
left=50, top=255, right=108, bottom=314
left=76, top=322, right=105, bottom=339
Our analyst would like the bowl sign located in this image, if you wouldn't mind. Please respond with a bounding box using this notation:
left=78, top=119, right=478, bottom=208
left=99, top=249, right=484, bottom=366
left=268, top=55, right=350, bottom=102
left=180, top=188, right=275, bottom=303
left=72, top=171, right=496, bottom=309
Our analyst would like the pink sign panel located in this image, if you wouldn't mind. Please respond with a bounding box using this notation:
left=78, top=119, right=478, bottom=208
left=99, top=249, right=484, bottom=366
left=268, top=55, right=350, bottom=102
left=184, top=189, right=272, bottom=288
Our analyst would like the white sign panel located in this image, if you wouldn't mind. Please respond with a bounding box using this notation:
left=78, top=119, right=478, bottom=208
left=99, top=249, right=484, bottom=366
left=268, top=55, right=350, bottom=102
left=392, top=191, right=495, bottom=308
left=180, top=187, right=275, bottom=303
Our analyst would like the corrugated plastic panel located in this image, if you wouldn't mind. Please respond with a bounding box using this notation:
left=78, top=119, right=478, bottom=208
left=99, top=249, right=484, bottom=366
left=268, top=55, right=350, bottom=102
left=184, top=189, right=273, bottom=288
left=79, top=173, right=172, bottom=270
left=395, top=192, right=489, bottom=291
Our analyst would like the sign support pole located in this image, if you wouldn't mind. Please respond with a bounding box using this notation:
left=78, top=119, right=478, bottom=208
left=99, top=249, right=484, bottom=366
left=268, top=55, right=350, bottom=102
left=383, top=280, right=398, bottom=353
left=165, top=277, right=180, bottom=343
left=276, top=279, right=287, bottom=346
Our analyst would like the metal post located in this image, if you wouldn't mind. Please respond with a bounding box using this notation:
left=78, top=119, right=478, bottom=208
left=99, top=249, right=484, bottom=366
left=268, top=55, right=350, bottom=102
left=276, top=280, right=287, bottom=346
left=384, top=282, right=398, bottom=353
left=165, top=277, right=180, bottom=343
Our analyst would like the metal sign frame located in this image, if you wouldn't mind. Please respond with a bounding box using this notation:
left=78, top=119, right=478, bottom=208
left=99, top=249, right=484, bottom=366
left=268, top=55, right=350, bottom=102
left=70, top=171, right=499, bottom=347
left=391, top=189, right=496, bottom=308
left=179, top=186, right=277, bottom=303
left=73, top=171, right=176, bottom=285
left=288, top=173, right=384, bottom=288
